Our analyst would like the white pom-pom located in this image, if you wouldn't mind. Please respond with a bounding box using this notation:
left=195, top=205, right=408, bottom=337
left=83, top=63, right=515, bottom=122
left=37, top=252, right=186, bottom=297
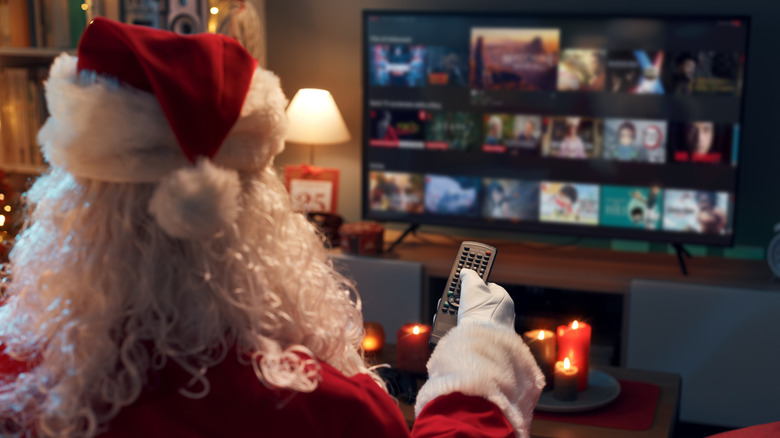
left=149, top=158, right=241, bottom=239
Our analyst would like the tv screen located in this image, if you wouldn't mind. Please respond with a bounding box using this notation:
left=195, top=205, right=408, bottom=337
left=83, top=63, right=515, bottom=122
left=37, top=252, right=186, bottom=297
left=362, top=11, right=749, bottom=245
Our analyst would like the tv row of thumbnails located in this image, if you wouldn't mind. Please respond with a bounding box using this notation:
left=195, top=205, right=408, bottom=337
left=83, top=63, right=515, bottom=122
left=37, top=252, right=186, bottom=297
left=370, top=30, right=743, bottom=96
left=368, top=171, right=732, bottom=236
left=369, top=110, right=739, bottom=164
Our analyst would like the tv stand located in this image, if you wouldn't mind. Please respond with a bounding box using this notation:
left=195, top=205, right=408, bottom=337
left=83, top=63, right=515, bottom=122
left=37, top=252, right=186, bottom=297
left=672, top=243, right=692, bottom=276
left=374, top=228, right=772, bottom=295
left=386, top=223, right=419, bottom=253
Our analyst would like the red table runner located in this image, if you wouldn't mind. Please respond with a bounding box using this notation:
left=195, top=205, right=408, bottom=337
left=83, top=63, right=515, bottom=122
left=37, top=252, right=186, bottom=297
left=533, top=379, right=661, bottom=431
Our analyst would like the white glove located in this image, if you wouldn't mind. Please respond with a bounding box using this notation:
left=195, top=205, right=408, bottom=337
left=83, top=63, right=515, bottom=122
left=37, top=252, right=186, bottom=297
left=457, top=268, right=515, bottom=328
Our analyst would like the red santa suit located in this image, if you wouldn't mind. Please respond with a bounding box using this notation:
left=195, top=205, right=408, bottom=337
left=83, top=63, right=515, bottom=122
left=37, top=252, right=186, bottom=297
left=0, top=323, right=537, bottom=437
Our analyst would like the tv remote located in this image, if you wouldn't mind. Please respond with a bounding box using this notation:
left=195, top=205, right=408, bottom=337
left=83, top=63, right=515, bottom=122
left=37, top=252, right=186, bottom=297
left=429, top=241, right=497, bottom=348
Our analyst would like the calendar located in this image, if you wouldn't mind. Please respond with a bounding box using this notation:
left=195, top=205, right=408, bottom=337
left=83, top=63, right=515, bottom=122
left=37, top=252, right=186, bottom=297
left=284, top=165, right=339, bottom=213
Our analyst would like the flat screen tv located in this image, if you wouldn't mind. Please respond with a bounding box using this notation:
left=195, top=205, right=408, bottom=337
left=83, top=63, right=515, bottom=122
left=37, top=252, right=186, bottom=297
left=362, top=11, right=749, bottom=246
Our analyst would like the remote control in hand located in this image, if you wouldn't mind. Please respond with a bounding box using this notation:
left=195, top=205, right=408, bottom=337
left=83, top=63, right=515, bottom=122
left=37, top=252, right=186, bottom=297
left=429, top=241, right=497, bottom=348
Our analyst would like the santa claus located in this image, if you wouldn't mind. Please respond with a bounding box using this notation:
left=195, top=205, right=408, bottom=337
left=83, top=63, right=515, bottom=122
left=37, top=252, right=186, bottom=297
left=0, top=18, right=543, bottom=437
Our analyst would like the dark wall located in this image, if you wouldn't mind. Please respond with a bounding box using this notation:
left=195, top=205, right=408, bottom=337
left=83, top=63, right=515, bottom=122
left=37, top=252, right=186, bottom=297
left=266, top=0, right=780, bottom=247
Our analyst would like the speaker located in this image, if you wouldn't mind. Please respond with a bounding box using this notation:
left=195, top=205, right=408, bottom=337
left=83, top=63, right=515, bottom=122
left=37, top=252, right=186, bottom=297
left=122, top=0, right=164, bottom=28
left=165, top=0, right=208, bottom=35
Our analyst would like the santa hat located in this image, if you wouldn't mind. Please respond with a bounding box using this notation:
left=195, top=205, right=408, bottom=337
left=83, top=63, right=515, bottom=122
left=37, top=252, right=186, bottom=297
left=38, top=17, right=288, bottom=239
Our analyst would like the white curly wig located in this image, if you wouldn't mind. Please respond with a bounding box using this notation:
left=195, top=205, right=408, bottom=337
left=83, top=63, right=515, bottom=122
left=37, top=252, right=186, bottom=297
left=0, top=33, right=373, bottom=438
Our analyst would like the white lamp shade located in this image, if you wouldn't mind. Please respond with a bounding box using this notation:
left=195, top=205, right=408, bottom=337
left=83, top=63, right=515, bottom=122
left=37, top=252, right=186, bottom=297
left=285, top=88, right=351, bottom=145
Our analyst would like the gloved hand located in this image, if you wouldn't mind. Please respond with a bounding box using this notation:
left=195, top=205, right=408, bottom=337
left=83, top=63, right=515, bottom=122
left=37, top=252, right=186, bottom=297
left=457, top=268, right=515, bottom=328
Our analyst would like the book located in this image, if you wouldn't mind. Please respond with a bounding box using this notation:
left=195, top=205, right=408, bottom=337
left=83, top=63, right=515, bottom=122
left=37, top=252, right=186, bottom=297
left=8, top=0, right=31, bottom=47
left=0, top=69, right=10, bottom=164
left=28, top=0, right=45, bottom=47
left=8, top=69, right=31, bottom=165
left=43, top=0, right=70, bottom=48
left=0, top=1, right=10, bottom=47
left=67, top=0, right=87, bottom=48
left=86, top=0, right=121, bottom=22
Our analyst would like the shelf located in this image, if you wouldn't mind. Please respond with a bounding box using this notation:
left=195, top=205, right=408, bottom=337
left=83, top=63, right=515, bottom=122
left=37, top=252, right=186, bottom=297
left=0, top=47, right=74, bottom=68
left=0, top=163, right=46, bottom=175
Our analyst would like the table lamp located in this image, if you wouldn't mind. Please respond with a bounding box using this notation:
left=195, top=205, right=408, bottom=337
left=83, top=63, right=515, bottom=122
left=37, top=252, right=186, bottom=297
left=285, top=88, right=351, bottom=165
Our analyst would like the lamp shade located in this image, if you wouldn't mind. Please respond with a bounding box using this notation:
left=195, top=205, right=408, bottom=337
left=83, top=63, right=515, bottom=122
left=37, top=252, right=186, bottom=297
left=285, top=88, right=351, bottom=145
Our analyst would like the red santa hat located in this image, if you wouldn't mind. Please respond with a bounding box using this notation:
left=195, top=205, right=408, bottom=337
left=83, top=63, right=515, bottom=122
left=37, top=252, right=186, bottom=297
left=38, top=17, right=288, bottom=239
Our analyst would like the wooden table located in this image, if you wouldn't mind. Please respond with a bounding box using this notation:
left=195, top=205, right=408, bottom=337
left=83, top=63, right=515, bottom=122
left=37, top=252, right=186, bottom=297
left=530, top=366, right=680, bottom=438
left=370, top=344, right=680, bottom=437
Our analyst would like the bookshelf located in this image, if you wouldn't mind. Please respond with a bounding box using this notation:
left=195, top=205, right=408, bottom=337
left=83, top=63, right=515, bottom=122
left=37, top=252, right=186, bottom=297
left=0, top=0, right=94, bottom=177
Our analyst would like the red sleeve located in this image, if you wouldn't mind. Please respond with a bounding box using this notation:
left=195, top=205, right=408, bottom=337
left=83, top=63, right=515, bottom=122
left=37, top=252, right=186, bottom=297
left=341, top=373, right=412, bottom=438
left=0, top=344, right=34, bottom=378
left=412, top=392, right=514, bottom=438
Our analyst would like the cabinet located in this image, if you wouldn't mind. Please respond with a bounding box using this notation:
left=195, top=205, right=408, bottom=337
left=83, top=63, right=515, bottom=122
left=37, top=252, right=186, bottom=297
left=367, top=228, right=776, bottom=367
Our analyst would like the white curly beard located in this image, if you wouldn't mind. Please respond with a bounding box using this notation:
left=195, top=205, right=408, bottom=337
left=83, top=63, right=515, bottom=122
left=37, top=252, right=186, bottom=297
left=0, top=166, right=374, bottom=438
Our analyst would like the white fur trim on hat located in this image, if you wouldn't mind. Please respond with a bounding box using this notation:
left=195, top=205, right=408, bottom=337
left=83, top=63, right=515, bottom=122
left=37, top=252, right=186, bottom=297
left=414, top=323, right=545, bottom=438
left=38, top=53, right=288, bottom=183
left=148, top=158, right=241, bottom=239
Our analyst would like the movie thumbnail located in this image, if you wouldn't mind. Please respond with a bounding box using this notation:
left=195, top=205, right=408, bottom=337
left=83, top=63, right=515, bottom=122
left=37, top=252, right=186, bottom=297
left=368, top=171, right=425, bottom=214
left=425, top=46, right=469, bottom=86
left=539, top=181, right=600, bottom=225
left=368, top=109, right=426, bottom=149
left=424, top=111, right=481, bottom=151
left=664, top=52, right=698, bottom=95
left=424, top=174, right=481, bottom=216
left=369, top=44, right=427, bottom=87
left=665, top=51, right=743, bottom=96
left=557, top=49, right=606, bottom=91
left=470, top=27, right=560, bottom=91
left=482, top=114, right=543, bottom=154
left=602, top=119, right=667, bottom=163
left=693, top=51, right=742, bottom=95
left=606, top=50, right=665, bottom=94
left=669, top=121, right=733, bottom=164
left=541, top=116, right=603, bottom=159
left=482, top=179, right=540, bottom=221
left=662, top=189, right=732, bottom=235
left=600, top=185, right=663, bottom=230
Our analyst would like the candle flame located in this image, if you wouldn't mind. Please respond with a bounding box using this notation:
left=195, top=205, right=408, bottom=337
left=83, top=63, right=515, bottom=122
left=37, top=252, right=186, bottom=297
left=362, top=337, right=377, bottom=350
left=572, top=320, right=579, bottom=329
left=413, top=325, right=420, bottom=335
left=564, top=357, right=571, bottom=370
left=538, top=330, right=545, bottom=340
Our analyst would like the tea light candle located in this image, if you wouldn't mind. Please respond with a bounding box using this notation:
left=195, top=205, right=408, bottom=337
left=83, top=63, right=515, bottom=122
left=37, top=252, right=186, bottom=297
left=557, top=320, right=591, bottom=391
left=523, top=329, right=556, bottom=390
left=396, top=323, right=431, bottom=374
left=362, top=321, right=385, bottom=354
left=553, top=357, right=578, bottom=401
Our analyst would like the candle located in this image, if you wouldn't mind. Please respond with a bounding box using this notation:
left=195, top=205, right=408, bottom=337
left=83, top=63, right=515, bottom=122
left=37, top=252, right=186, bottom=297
left=553, top=357, right=578, bottom=401
left=522, top=329, right=556, bottom=391
left=396, top=323, right=432, bottom=374
left=557, top=320, right=591, bottom=391
left=362, top=321, right=385, bottom=354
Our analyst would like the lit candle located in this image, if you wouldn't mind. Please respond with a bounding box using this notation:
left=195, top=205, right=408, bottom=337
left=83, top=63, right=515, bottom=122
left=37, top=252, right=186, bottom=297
left=557, top=320, right=591, bottom=391
left=522, top=329, right=556, bottom=391
left=396, top=323, right=432, bottom=374
left=553, top=357, right=578, bottom=401
left=362, top=321, right=385, bottom=354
